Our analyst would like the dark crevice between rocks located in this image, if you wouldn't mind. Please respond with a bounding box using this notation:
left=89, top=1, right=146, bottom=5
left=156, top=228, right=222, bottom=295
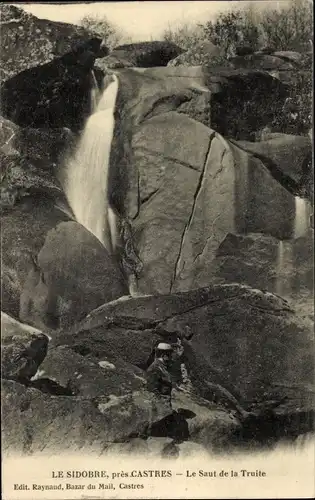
left=139, top=93, right=193, bottom=124
left=234, top=407, right=315, bottom=450
left=29, top=378, right=74, bottom=396
left=139, top=188, right=160, bottom=207
left=5, top=375, right=74, bottom=397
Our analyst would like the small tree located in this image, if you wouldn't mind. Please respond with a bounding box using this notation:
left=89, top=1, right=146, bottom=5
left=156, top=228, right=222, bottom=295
left=162, top=22, right=208, bottom=51
left=259, top=0, right=313, bottom=52
left=203, top=8, right=261, bottom=57
left=80, top=14, right=130, bottom=50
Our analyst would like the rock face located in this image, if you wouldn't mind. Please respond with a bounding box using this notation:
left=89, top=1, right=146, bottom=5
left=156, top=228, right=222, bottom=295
left=107, top=67, right=313, bottom=295
left=1, top=50, right=104, bottom=130
left=1, top=312, right=49, bottom=382
left=0, top=4, right=106, bottom=82
left=20, top=221, right=128, bottom=329
left=0, top=117, right=76, bottom=319
left=53, top=284, right=314, bottom=408
left=204, top=67, right=289, bottom=140
left=2, top=198, right=71, bottom=321
left=110, top=41, right=183, bottom=67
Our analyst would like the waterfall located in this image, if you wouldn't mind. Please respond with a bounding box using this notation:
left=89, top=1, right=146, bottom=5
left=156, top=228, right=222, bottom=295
left=276, top=240, right=294, bottom=297
left=64, top=74, right=119, bottom=252
left=294, top=196, right=309, bottom=239
left=90, top=70, right=101, bottom=112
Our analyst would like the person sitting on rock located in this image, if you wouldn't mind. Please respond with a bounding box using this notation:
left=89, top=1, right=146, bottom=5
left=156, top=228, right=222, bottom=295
left=146, top=343, right=175, bottom=430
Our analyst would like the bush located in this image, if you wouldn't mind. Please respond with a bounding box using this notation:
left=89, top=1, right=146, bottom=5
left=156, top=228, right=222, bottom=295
left=80, top=14, right=131, bottom=50
left=162, top=22, right=208, bottom=52
left=259, top=0, right=313, bottom=52
left=203, top=7, right=261, bottom=57
left=203, top=0, right=313, bottom=55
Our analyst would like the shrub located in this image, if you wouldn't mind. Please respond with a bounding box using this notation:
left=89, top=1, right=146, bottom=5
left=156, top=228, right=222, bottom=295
left=80, top=14, right=131, bottom=50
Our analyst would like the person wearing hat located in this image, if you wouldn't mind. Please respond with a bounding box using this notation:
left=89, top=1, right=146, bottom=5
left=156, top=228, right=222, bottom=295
left=146, top=342, right=174, bottom=429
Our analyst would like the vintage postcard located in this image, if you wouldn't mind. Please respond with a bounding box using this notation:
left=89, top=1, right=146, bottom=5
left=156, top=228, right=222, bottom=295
left=1, top=0, right=314, bottom=498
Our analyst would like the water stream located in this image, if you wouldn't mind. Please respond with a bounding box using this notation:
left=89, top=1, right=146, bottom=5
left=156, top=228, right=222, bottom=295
left=276, top=196, right=310, bottom=296
left=64, top=74, right=119, bottom=252
left=90, top=69, right=101, bottom=112
left=294, top=196, right=309, bottom=239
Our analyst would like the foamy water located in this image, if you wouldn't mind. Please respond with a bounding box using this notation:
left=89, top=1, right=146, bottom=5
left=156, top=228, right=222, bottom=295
left=90, top=69, right=101, bottom=112
left=64, top=75, right=119, bottom=251
left=276, top=196, right=311, bottom=296
left=276, top=240, right=294, bottom=297
left=294, top=196, right=309, bottom=239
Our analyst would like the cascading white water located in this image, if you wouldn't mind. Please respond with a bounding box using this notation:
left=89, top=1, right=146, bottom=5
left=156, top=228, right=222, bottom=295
left=90, top=70, right=101, bottom=112
left=294, top=196, right=309, bottom=239
left=276, top=196, right=310, bottom=296
left=276, top=240, right=295, bottom=297
left=64, top=74, right=119, bottom=252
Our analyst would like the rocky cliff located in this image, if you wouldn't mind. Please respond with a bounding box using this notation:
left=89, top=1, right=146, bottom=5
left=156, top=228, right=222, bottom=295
left=1, top=5, right=313, bottom=458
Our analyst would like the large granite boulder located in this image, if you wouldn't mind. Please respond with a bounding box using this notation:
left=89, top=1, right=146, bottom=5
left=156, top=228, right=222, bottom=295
left=107, top=69, right=311, bottom=294
left=0, top=117, right=76, bottom=319
left=1, top=312, right=49, bottom=382
left=1, top=49, right=104, bottom=130
left=211, top=232, right=314, bottom=299
left=2, top=198, right=71, bottom=321
left=36, top=345, right=146, bottom=397
left=110, top=41, right=183, bottom=67
left=0, top=4, right=107, bottom=82
left=20, top=221, right=128, bottom=329
left=236, top=134, right=312, bottom=199
left=204, top=67, right=289, bottom=140
left=53, top=285, right=314, bottom=411
left=2, top=379, right=240, bottom=456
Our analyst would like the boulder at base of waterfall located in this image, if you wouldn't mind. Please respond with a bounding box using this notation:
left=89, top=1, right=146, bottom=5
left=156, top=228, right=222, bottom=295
left=54, top=284, right=314, bottom=414
left=0, top=4, right=106, bottom=82
left=1, top=265, right=21, bottom=319
left=2, top=378, right=239, bottom=456
left=110, top=41, right=184, bottom=67
left=0, top=117, right=75, bottom=173
left=1, top=312, right=49, bottom=382
left=2, top=197, right=71, bottom=321
left=1, top=380, right=152, bottom=455
left=212, top=232, right=314, bottom=298
left=37, top=345, right=145, bottom=397
left=172, top=390, right=240, bottom=452
left=0, top=151, right=64, bottom=212
left=22, top=221, right=128, bottom=329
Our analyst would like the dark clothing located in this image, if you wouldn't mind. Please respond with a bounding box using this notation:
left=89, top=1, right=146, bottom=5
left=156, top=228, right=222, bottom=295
left=146, top=358, right=172, bottom=398
left=146, top=358, right=173, bottom=426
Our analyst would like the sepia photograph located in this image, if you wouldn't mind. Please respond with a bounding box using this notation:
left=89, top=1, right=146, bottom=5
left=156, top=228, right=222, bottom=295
left=1, top=0, right=314, bottom=498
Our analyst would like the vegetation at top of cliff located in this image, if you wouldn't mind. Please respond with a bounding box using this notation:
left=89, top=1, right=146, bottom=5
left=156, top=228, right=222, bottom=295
left=163, top=0, right=313, bottom=58
left=80, top=14, right=131, bottom=50
left=163, top=0, right=312, bottom=137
